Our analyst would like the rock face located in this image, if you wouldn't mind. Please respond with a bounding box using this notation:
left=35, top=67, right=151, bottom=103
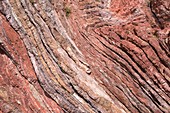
left=0, top=0, right=169, bottom=113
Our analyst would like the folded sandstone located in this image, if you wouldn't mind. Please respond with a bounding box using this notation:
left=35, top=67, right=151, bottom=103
left=0, top=0, right=169, bottom=113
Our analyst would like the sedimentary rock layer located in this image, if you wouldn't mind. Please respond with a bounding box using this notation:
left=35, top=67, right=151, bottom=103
left=0, top=0, right=169, bottom=113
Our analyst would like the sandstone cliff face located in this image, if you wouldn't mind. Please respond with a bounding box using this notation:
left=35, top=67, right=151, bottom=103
left=0, top=0, right=169, bottom=113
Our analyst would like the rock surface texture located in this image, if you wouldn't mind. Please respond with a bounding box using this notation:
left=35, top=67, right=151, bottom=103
left=0, top=0, right=169, bottom=113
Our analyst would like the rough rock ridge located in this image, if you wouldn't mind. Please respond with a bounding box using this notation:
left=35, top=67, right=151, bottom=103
left=0, top=0, right=169, bottom=113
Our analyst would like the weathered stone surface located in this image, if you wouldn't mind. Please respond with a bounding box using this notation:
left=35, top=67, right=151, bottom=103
left=0, top=0, right=169, bottom=113
left=0, top=14, right=63, bottom=113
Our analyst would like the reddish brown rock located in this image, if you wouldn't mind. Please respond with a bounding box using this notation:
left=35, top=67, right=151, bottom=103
left=150, top=0, right=170, bottom=29
left=0, top=14, right=63, bottom=113
left=0, top=0, right=169, bottom=113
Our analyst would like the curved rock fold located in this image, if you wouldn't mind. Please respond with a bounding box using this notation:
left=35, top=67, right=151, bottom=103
left=0, top=0, right=169, bottom=113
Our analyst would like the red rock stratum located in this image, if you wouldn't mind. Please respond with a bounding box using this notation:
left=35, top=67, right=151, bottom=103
left=0, top=0, right=169, bottom=113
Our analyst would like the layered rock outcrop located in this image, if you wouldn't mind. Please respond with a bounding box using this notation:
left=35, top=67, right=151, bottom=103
left=0, top=0, right=169, bottom=113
